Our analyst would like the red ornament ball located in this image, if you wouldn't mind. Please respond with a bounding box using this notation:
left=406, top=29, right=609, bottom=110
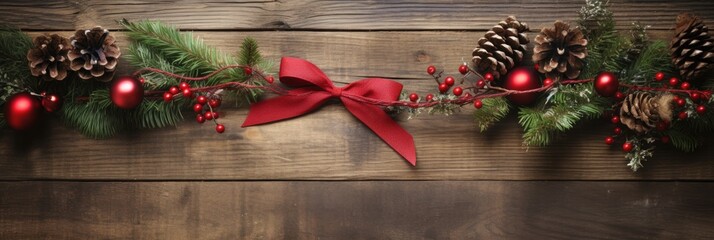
left=41, top=93, right=62, bottom=112
left=622, top=142, right=633, bottom=152
left=680, top=82, right=691, bottom=90
left=483, top=72, right=494, bottom=82
left=5, top=92, right=41, bottom=131
left=197, top=95, right=208, bottom=105
left=669, top=77, right=679, bottom=87
left=209, top=99, right=221, bottom=108
left=196, top=114, right=205, bottom=124
left=696, top=105, right=707, bottom=114
left=193, top=103, right=204, bottom=113
left=444, top=76, right=455, bottom=86
left=474, top=99, right=483, bottom=109
left=594, top=72, right=619, bottom=97
left=426, top=65, right=436, bottom=75
left=458, top=64, right=469, bottom=75
left=215, top=124, right=225, bottom=133
left=409, top=93, right=419, bottom=102
left=425, top=94, right=434, bottom=102
left=605, top=136, right=614, bottom=145
left=169, top=86, right=180, bottom=95
left=654, top=72, right=665, bottom=81
left=678, top=111, right=688, bottom=120
left=179, top=82, right=190, bottom=90
left=453, top=87, right=463, bottom=96
left=438, top=83, right=449, bottom=93
left=110, top=76, right=144, bottom=109
left=163, top=92, right=173, bottom=103
left=504, top=67, right=540, bottom=105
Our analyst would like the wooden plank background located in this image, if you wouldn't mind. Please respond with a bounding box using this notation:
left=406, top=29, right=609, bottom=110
left=1, top=0, right=714, bottom=239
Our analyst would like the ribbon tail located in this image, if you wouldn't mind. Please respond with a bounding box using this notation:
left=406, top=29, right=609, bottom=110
left=342, top=98, right=417, bottom=166
left=242, top=92, right=332, bottom=127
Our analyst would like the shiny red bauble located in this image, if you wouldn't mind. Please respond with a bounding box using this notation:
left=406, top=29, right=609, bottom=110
left=680, top=82, right=691, bottom=90
left=476, top=80, right=486, bottom=88
left=605, top=136, right=614, bottom=145
left=669, top=77, right=679, bottom=87
left=197, top=95, right=208, bottom=104
left=426, top=65, right=436, bottom=75
left=622, top=142, right=633, bottom=152
left=193, top=103, right=204, bottom=113
left=182, top=88, right=193, bottom=99
left=5, top=92, right=41, bottom=131
left=483, top=72, right=494, bottom=81
left=543, top=78, right=554, bottom=86
left=504, top=67, right=540, bottom=105
left=444, top=76, right=455, bottom=86
left=169, top=86, right=180, bottom=95
left=110, top=76, right=144, bottom=109
left=179, top=82, right=190, bottom=90
left=208, top=99, right=221, bottom=108
left=409, top=93, right=419, bottom=102
left=678, top=111, right=688, bottom=120
left=438, top=83, right=449, bottom=93
left=244, top=67, right=253, bottom=76
left=697, top=105, right=707, bottom=114
left=453, top=87, right=463, bottom=96
left=458, top=64, right=469, bottom=75
left=425, top=94, right=434, bottom=102
left=163, top=92, right=173, bottom=103
left=594, top=72, right=619, bottom=97
left=654, top=72, right=665, bottom=81
left=41, top=93, right=62, bottom=112
left=204, top=111, right=214, bottom=120
left=215, top=124, right=225, bottom=133
left=611, top=116, right=620, bottom=124
left=266, top=75, right=275, bottom=84
left=473, top=99, right=483, bottom=109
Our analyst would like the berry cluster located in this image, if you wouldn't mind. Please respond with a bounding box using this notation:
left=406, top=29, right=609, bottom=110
left=161, top=82, right=225, bottom=133
left=408, top=63, right=493, bottom=108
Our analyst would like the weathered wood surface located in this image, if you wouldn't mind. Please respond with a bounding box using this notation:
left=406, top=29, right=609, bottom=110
left=2, top=30, right=713, bottom=180
left=0, top=0, right=713, bottom=31
left=1, top=181, right=713, bottom=240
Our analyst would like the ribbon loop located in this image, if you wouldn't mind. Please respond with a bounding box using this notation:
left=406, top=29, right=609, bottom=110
left=242, top=57, right=417, bottom=166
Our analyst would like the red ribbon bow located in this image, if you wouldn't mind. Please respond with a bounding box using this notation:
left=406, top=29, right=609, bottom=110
left=242, top=57, right=416, bottom=165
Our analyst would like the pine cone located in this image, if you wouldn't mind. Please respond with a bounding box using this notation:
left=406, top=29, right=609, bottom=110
left=68, top=27, right=121, bottom=82
left=26, top=34, right=72, bottom=81
left=533, top=21, right=588, bottom=81
left=471, top=16, right=529, bottom=80
left=670, top=13, right=714, bottom=81
left=620, top=92, right=674, bottom=133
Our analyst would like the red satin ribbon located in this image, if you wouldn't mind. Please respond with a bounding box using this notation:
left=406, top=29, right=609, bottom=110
left=242, top=57, right=417, bottom=165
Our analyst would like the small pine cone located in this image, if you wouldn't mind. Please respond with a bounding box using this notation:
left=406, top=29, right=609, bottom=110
left=26, top=34, right=72, bottom=81
left=68, top=27, right=121, bottom=82
left=670, top=13, right=714, bottom=81
left=533, top=21, right=588, bottom=81
left=620, top=92, right=674, bottom=133
left=471, top=16, right=530, bottom=80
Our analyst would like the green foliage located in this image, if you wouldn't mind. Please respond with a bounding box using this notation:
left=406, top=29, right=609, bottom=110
left=473, top=97, right=510, bottom=132
left=620, top=40, right=675, bottom=84
left=624, top=137, right=656, bottom=171
left=0, top=26, right=36, bottom=103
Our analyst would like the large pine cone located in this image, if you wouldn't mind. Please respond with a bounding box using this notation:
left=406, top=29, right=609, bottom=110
left=670, top=13, right=714, bottom=81
left=26, top=34, right=72, bottom=81
left=620, top=92, right=674, bottom=133
left=471, top=16, right=529, bottom=80
left=533, top=21, right=588, bottom=81
left=68, top=27, right=121, bottom=82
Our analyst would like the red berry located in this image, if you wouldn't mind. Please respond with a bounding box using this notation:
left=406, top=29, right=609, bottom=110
left=543, top=78, right=553, bottom=86
left=179, top=82, right=190, bottom=90
left=444, top=76, right=455, bottom=86
left=669, top=77, right=679, bottom=87
left=691, top=92, right=701, bottom=102
left=615, top=92, right=625, bottom=101
left=534, top=64, right=540, bottom=71
left=244, top=67, right=253, bottom=75
left=654, top=72, right=665, bottom=81
left=458, top=64, right=469, bottom=75
left=438, top=83, right=449, bottom=93
left=409, top=93, right=419, bottom=102
left=139, top=77, right=146, bottom=84
left=678, top=111, right=688, bottom=120
left=182, top=88, right=193, bottom=98
left=193, top=103, right=203, bottom=113
left=476, top=80, right=486, bottom=88
left=661, top=136, right=670, bottom=144
left=680, top=81, right=691, bottom=90
left=474, top=99, right=483, bottom=109
left=266, top=75, right=275, bottom=84
left=163, top=92, right=173, bottom=103
left=696, top=105, right=706, bottom=114
left=614, top=127, right=622, bottom=135
left=427, top=65, right=436, bottom=75
left=703, top=91, right=712, bottom=101
left=484, top=72, right=494, bottom=81
left=673, top=95, right=681, bottom=101
left=209, top=99, right=221, bottom=108
left=676, top=98, right=686, bottom=107
left=204, top=111, right=214, bottom=120
left=169, top=86, right=180, bottom=95
left=213, top=112, right=219, bottom=119
left=656, top=121, right=669, bottom=131
left=453, top=87, right=463, bottom=96
left=605, top=136, right=614, bottom=145
left=196, top=114, right=205, bottom=124
left=425, top=94, right=434, bottom=102
left=622, top=142, right=633, bottom=152
left=611, top=116, right=620, bottom=124
left=215, top=124, right=225, bottom=133
left=197, top=95, right=207, bottom=105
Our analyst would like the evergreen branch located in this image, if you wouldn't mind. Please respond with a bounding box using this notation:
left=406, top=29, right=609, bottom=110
left=473, top=97, right=510, bottom=132
left=0, top=26, right=36, bottom=104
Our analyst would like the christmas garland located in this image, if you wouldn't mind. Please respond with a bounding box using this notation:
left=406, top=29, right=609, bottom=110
left=1, top=0, right=713, bottom=171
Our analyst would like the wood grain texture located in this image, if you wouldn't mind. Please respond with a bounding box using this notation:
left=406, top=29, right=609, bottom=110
left=1, top=181, right=713, bottom=240
left=2, top=30, right=714, bottom=180
left=0, top=0, right=712, bottom=31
